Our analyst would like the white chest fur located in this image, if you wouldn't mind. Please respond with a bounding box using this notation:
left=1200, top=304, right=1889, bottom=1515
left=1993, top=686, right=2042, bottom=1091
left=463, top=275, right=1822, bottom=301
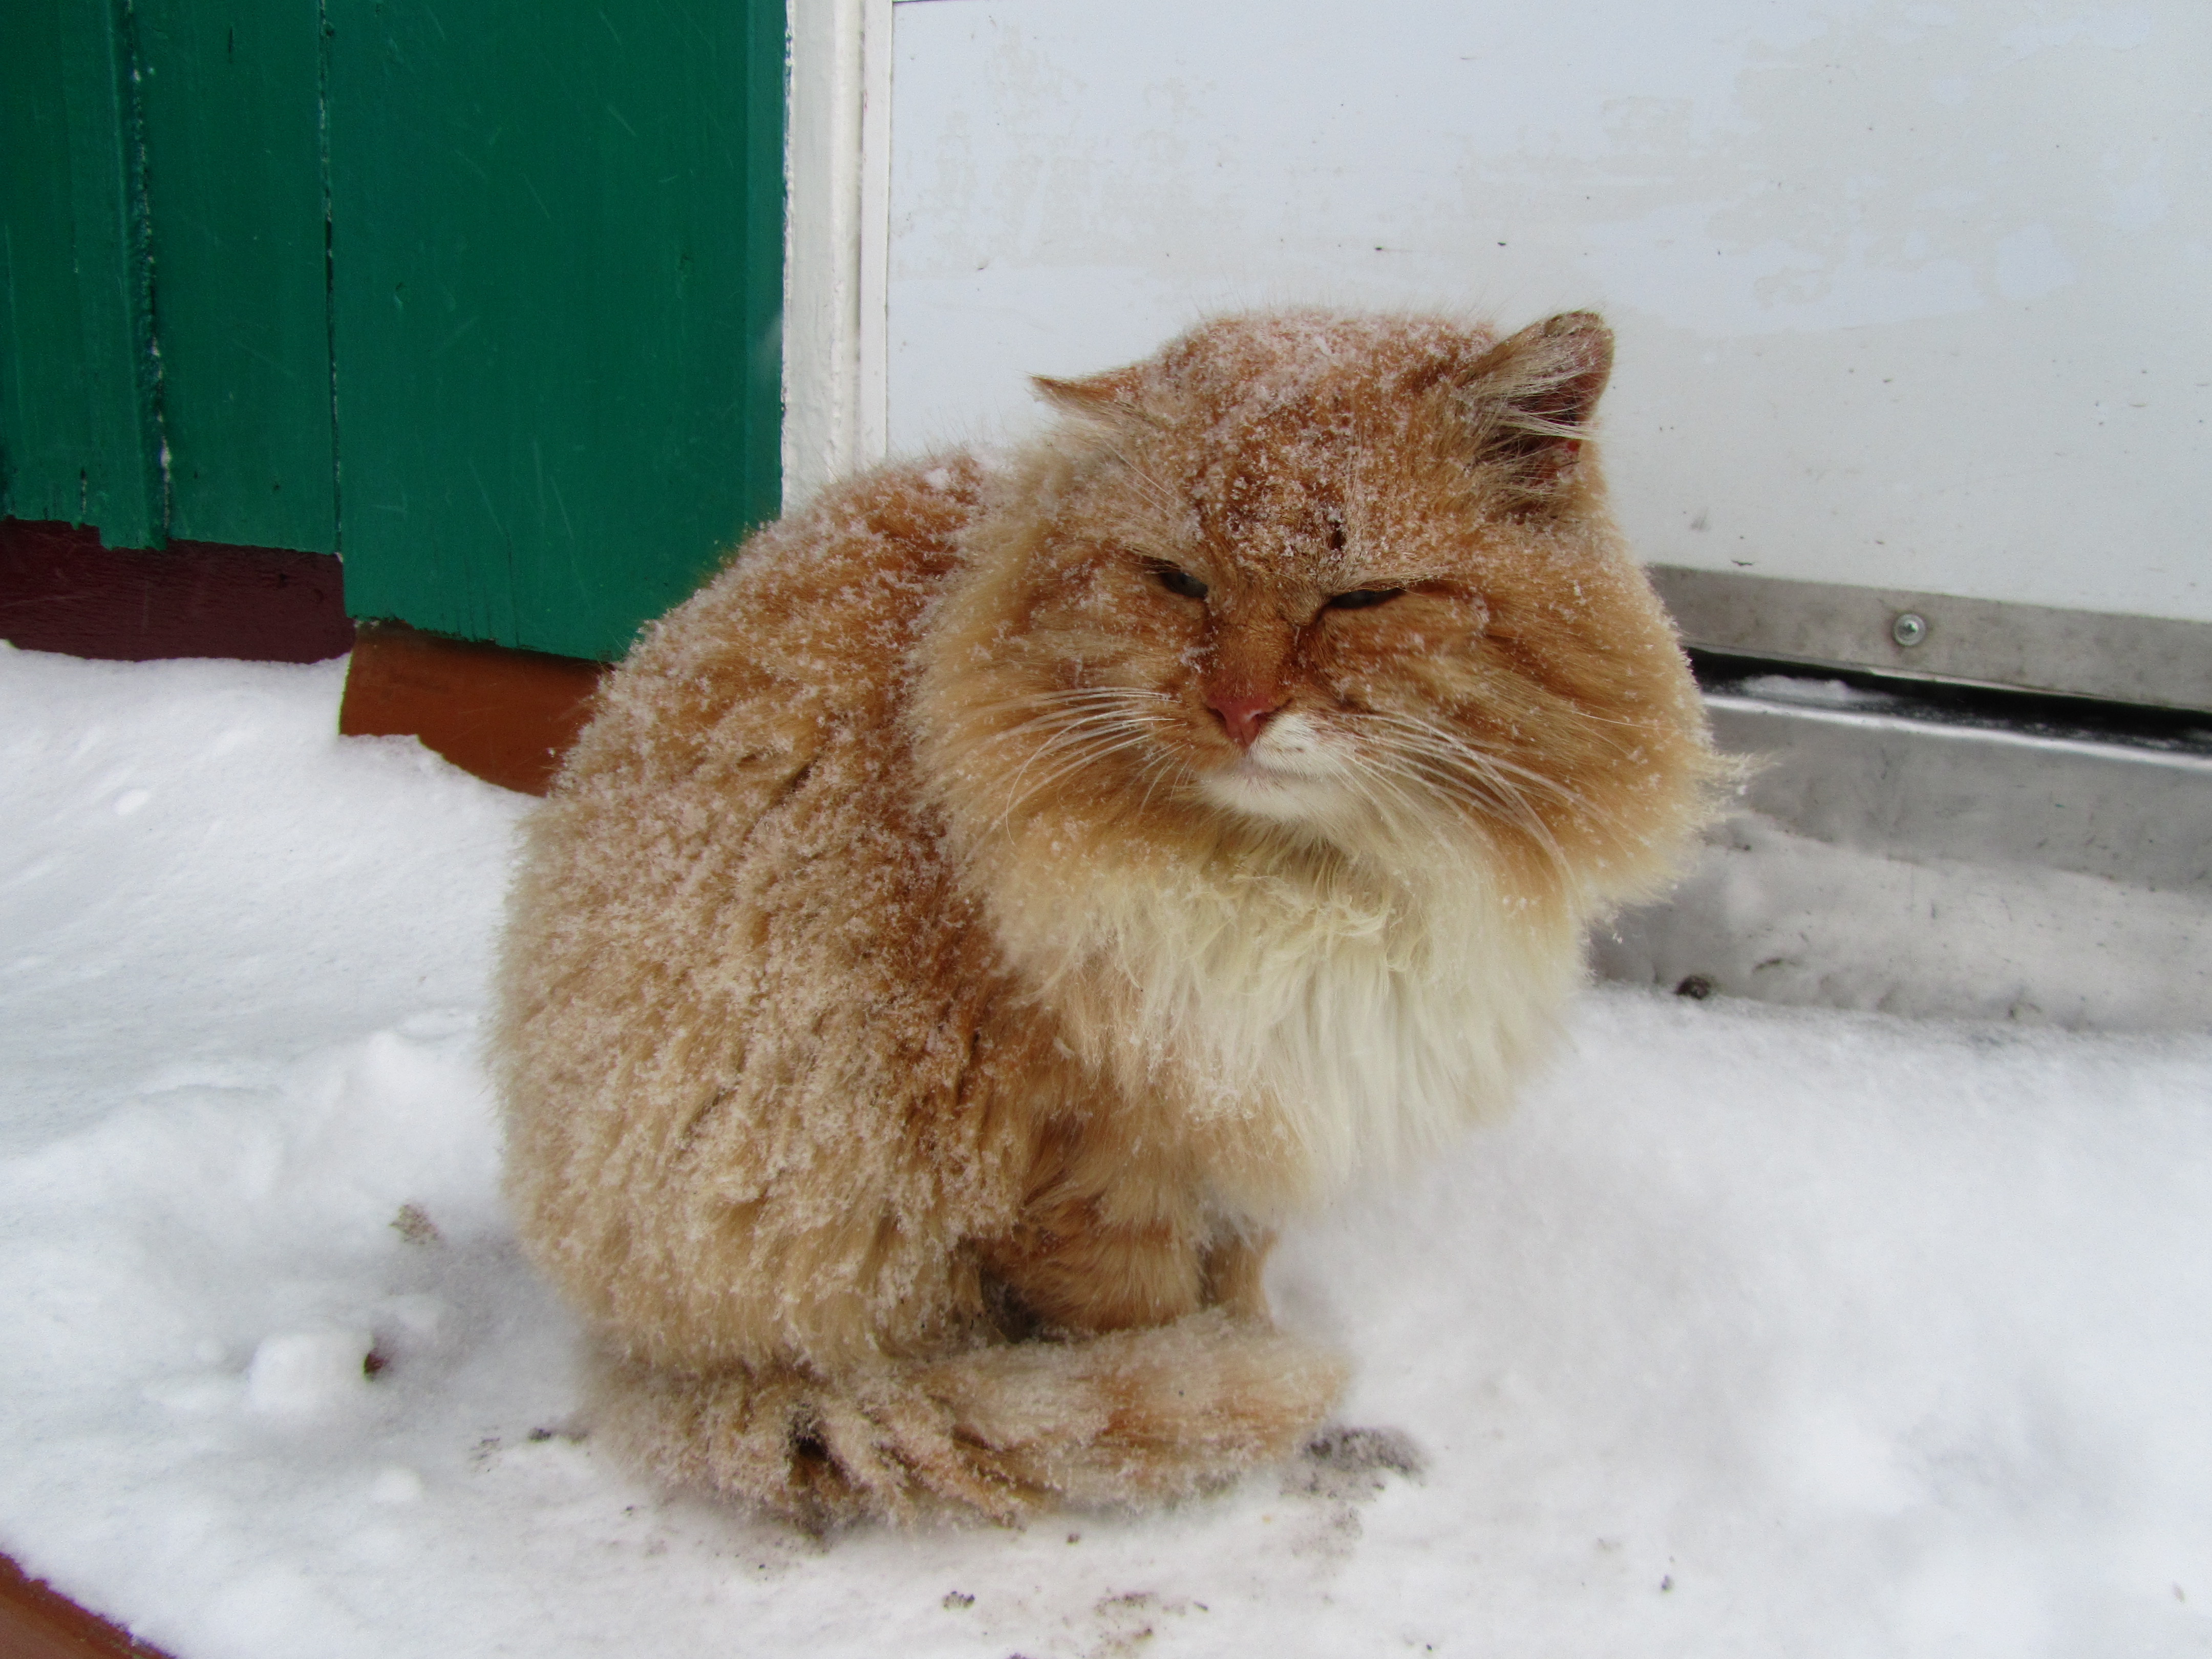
left=995, top=839, right=1583, bottom=1214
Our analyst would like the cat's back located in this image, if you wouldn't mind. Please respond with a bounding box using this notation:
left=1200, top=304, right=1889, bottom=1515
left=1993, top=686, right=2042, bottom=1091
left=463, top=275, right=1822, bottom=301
left=564, top=456, right=985, bottom=800
left=506, top=455, right=987, bottom=997
left=495, top=459, right=1018, bottom=1364
left=505, top=459, right=986, bottom=979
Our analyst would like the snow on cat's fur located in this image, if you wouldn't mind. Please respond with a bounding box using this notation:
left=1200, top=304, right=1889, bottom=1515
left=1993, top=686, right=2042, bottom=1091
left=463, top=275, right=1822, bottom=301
left=493, top=310, right=1722, bottom=1524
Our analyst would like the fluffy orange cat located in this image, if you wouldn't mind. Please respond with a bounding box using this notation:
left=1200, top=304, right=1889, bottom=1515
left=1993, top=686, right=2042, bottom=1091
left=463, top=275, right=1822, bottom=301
left=494, top=309, right=1719, bottom=1525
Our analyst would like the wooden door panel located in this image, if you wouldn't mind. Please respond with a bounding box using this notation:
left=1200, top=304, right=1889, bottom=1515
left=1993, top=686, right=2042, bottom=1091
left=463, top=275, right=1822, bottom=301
left=326, top=0, right=785, bottom=663
left=0, top=0, right=165, bottom=550
left=135, top=0, right=339, bottom=552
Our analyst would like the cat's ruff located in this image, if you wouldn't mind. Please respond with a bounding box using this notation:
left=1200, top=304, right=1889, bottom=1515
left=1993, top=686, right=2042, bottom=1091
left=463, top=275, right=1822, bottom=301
left=494, top=308, right=1720, bottom=1524
left=968, top=830, right=1576, bottom=1216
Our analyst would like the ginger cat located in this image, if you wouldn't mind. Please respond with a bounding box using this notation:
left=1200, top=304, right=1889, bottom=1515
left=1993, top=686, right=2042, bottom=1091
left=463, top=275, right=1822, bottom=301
left=494, top=310, right=1719, bottom=1524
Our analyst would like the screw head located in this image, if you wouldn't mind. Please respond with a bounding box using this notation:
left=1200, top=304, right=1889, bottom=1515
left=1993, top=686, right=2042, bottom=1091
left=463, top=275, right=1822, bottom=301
left=1890, top=611, right=1929, bottom=648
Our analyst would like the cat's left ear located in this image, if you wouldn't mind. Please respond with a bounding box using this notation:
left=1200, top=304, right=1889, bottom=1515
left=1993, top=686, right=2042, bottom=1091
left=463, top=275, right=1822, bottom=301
left=1458, top=311, right=1614, bottom=500
left=1032, top=366, right=1156, bottom=426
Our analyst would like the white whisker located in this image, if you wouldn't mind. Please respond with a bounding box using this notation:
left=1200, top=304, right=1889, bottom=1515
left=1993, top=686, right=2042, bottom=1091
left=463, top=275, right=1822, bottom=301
left=973, top=684, right=1183, bottom=836
left=1348, top=707, right=1589, bottom=874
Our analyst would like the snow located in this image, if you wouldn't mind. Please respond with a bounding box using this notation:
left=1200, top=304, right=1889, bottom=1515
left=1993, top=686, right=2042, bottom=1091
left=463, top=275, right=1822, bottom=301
left=1597, top=810, right=2212, bottom=1032
left=3, top=642, right=2210, bottom=1658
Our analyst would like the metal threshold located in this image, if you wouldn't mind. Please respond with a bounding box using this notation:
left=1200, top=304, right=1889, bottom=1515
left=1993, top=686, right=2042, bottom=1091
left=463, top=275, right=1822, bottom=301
left=1590, top=670, right=2212, bottom=1033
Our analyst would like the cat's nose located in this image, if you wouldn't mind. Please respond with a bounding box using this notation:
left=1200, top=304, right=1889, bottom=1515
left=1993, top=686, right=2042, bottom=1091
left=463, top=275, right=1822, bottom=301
left=1207, top=689, right=1286, bottom=749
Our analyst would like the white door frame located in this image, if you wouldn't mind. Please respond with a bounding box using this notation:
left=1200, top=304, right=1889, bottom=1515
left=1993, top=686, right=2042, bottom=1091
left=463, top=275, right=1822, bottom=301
left=781, top=0, right=894, bottom=508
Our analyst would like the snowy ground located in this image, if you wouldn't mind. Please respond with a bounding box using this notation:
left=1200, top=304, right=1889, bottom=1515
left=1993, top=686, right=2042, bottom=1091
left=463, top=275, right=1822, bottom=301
left=3, top=643, right=2209, bottom=1659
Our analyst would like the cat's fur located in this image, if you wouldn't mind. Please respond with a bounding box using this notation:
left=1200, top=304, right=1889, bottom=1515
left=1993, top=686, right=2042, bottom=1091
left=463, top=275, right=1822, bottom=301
left=493, top=309, right=1721, bottom=1525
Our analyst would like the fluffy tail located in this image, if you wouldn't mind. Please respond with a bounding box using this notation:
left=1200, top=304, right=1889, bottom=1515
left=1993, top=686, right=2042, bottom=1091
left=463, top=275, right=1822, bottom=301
left=591, top=1311, right=1349, bottom=1525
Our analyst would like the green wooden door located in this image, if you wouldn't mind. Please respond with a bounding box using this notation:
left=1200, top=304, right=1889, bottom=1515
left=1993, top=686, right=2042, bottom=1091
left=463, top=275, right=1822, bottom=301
left=327, top=0, right=785, bottom=662
left=0, top=0, right=166, bottom=550
left=1, top=0, right=785, bottom=664
left=137, top=0, right=340, bottom=554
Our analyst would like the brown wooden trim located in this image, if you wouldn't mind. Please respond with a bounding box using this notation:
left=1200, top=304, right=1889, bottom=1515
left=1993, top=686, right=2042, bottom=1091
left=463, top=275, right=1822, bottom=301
left=0, top=519, right=354, bottom=664
left=338, top=620, right=607, bottom=796
left=0, top=1555, right=171, bottom=1659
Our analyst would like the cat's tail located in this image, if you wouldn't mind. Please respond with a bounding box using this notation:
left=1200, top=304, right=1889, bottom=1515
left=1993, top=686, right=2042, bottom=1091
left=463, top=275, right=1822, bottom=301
left=590, top=1310, right=1349, bottom=1526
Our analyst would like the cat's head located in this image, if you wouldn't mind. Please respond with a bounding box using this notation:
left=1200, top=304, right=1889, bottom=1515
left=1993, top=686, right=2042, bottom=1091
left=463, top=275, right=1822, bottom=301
left=916, top=310, right=1719, bottom=906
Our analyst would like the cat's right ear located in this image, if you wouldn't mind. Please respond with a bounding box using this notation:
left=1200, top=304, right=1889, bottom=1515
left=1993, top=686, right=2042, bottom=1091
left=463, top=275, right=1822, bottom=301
left=1457, top=311, right=1614, bottom=504
left=1032, top=367, right=1157, bottom=426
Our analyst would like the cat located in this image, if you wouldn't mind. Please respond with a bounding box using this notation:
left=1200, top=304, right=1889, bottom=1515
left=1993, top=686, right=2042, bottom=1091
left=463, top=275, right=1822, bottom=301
left=492, top=308, right=1721, bottom=1525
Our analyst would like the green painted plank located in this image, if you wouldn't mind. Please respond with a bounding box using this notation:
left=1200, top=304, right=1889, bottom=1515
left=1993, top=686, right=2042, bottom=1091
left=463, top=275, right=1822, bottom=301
left=0, top=0, right=93, bottom=524
left=329, top=0, right=785, bottom=662
left=136, top=0, right=338, bottom=552
left=0, top=0, right=165, bottom=548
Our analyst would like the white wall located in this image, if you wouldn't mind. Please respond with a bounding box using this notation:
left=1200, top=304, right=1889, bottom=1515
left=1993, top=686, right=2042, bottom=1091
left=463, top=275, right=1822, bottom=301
left=882, top=0, right=2211, bottom=627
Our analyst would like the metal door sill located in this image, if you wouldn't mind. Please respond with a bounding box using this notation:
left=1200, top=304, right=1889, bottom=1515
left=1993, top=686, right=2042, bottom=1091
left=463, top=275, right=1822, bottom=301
left=1591, top=665, right=2212, bottom=1033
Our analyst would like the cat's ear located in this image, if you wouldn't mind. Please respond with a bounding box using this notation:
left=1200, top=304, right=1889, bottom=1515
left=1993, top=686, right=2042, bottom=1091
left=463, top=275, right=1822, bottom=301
left=1032, top=367, right=1156, bottom=426
left=1457, top=311, right=1614, bottom=502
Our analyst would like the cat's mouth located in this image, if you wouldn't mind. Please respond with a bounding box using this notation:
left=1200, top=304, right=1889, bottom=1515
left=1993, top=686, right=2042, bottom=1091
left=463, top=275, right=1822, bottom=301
left=1195, top=712, right=1355, bottom=822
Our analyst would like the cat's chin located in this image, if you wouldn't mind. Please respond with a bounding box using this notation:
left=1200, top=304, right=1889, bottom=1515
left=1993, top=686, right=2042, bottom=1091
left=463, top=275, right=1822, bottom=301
left=1195, top=756, right=1356, bottom=826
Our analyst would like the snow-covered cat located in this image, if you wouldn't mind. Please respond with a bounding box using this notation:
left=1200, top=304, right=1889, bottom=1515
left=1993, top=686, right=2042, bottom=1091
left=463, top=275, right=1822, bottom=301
left=494, top=310, right=1719, bottom=1523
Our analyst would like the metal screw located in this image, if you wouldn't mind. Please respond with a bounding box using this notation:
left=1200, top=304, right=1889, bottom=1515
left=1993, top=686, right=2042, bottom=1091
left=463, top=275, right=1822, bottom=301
left=1890, top=611, right=1929, bottom=648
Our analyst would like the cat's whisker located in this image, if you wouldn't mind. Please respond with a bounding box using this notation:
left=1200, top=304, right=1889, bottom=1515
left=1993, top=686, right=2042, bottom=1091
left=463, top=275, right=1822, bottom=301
left=966, top=698, right=1162, bottom=742
left=1020, top=703, right=1175, bottom=756
left=1357, top=747, right=1536, bottom=857
left=1362, top=710, right=1602, bottom=825
left=990, top=745, right=1159, bottom=839
left=1002, top=689, right=1194, bottom=827
left=1043, top=685, right=1174, bottom=706
left=1130, top=746, right=1195, bottom=822
left=1350, top=713, right=1581, bottom=874
left=1394, top=742, right=1571, bottom=857
left=987, top=722, right=1175, bottom=836
left=969, top=682, right=1172, bottom=712
left=1406, top=759, right=1569, bottom=874
left=982, top=693, right=1172, bottom=784
left=993, top=729, right=1142, bottom=821
left=972, top=690, right=1175, bottom=750
left=1330, top=749, right=1469, bottom=863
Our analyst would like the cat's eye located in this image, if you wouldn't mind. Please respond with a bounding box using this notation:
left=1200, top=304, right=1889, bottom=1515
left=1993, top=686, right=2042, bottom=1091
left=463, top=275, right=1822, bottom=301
left=1323, top=586, right=1405, bottom=611
left=1153, top=564, right=1209, bottom=601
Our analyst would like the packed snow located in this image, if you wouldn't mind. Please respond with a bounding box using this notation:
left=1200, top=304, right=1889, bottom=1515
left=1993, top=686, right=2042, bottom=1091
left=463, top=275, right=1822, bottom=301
left=2, top=642, right=2208, bottom=1658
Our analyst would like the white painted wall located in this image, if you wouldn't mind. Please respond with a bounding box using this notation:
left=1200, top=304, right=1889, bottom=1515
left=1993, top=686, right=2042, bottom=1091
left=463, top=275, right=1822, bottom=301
left=879, top=0, right=2211, bottom=626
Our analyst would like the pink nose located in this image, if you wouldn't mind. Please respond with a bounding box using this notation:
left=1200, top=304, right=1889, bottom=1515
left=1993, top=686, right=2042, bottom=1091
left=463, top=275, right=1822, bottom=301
left=1207, top=689, right=1286, bottom=749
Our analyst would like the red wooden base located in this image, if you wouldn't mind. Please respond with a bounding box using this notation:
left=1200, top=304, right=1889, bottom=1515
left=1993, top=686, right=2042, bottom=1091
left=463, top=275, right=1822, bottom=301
left=0, top=519, right=353, bottom=664
left=2, top=517, right=609, bottom=795
left=338, top=620, right=607, bottom=796
left=0, top=1555, right=169, bottom=1659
